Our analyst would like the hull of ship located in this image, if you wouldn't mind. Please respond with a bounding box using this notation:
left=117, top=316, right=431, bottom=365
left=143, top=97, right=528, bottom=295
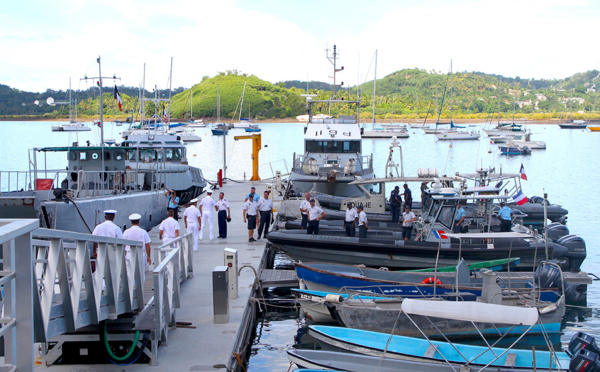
left=290, top=172, right=374, bottom=198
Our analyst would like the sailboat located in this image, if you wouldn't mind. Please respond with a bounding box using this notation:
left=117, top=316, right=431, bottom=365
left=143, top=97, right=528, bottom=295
left=434, top=61, right=480, bottom=140
left=51, top=79, right=92, bottom=132
left=559, top=88, right=588, bottom=129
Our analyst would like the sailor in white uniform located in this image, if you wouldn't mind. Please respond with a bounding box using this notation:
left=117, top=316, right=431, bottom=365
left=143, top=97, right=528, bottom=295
left=92, top=209, right=123, bottom=263
left=183, top=198, right=202, bottom=251
left=200, top=190, right=216, bottom=241
left=159, top=209, right=180, bottom=246
left=123, top=213, right=152, bottom=282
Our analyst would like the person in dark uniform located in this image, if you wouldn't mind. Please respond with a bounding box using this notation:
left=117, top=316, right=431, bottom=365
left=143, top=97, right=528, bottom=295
left=390, top=186, right=402, bottom=223
left=403, top=184, right=413, bottom=210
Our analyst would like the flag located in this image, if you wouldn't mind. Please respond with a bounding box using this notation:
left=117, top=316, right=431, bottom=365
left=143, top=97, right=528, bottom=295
left=113, top=85, right=122, bottom=111
left=512, top=189, right=529, bottom=206
left=433, top=230, right=448, bottom=239
left=520, top=163, right=527, bottom=181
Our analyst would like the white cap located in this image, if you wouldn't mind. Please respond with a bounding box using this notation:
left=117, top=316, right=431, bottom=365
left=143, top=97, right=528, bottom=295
left=104, top=209, right=117, bottom=214
left=190, top=198, right=198, bottom=203
left=207, top=190, right=213, bottom=194
left=129, top=213, right=142, bottom=220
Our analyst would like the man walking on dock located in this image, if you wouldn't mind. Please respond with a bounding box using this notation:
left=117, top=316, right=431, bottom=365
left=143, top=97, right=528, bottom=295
left=243, top=194, right=259, bottom=242
left=123, top=213, right=152, bottom=281
left=216, top=192, right=231, bottom=239
left=357, top=205, right=369, bottom=238
left=92, top=210, right=123, bottom=269
left=159, top=209, right=179, bottom=246
left=344, top=202, right=358, bottom=237
left=257, top=190, right=273, bottom=239
left=184, top=198, right=201, bottom=251
left=200, top=190, right=216, bottom=241
left=299, top=192, right=311, bottom=229
left=307, top=199, right=325, bottom=235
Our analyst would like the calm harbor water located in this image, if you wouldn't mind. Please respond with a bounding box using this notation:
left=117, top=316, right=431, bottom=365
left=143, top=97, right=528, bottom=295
left=1, top=120, right=599, bottom=369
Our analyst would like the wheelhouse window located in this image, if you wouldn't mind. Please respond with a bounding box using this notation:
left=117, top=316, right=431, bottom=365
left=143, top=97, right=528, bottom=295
left=79, top=152, right=87, bottom=161
left=126, top=149, right=137, bottom=160
left=166, top=148, right=182, bottom=161
left=305, top=140, right=361, bottom=153
left=436, top=205, right=456, bottom=229
left=139, top=149, right=157, bottom=162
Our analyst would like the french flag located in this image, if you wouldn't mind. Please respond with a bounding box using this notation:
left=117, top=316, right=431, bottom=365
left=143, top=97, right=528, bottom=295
left=520, top=163, right=527, bottom=181
left=433, top=230, right=448, bottom=239
left=512, top=189, right=529, bottom=206
left=113, top=85, right=122, bottom=111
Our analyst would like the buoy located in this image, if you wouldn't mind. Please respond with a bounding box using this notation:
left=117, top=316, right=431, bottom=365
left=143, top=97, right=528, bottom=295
left=193, top=154, right=197, bottom=157
left=449, top=143, right=452, bottom=148
left=488, top=148, right=491, bottom=153
left=490, top=140, right=492, bottom=144
left=421, top=277, right=442, bottom=285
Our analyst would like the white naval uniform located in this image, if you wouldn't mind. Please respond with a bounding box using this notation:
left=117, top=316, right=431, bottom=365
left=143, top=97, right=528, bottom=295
left=299, top=199, right=311, bottom=216
left=200, top=195, right=216, bottom=240
left=123, top=225, right=151, bottom=282
left=159, top=217, right=180, bottom=246
left=92, top=220, right=123, bottom=239
left=184, top=205, right=201, bottom=251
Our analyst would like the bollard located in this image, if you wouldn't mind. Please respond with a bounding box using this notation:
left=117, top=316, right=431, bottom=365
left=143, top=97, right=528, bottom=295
left=212, top=266, right=229, bottom=324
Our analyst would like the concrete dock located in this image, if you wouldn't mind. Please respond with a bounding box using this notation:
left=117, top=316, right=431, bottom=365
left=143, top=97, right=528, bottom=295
left=35, top=179, right=283, bottom=371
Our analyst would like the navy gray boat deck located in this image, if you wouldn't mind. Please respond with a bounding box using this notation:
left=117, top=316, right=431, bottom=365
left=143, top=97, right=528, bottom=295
left=33, top=179, right=280, bottom=371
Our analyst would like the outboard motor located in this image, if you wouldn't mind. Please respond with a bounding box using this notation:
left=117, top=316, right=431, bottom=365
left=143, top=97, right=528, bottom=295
left=570, top=349, right=600, bottom=372
left=529, top=195, right=548, bottom=205
left=546, top=222, right=570, bottom=241
left=558, top=234, right=587, bottom=272
left=535, top=262, right=563, bottom=290
left=564, top=282, right=588, bottom=305
left=569, top=332, right=600, bottom=357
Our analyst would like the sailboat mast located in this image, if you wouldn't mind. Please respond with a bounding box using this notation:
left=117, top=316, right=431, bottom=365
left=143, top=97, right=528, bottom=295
left=168, top=57, right=173, bottom=127
left=69, top=78, right=73, bottom=123
left=391, top=95, right=395, bottom=124
left=450, top=59, right=453, bottom=124
left=372, top=50, right=377, bottom=124
left=97, top=56, right=105, bottom=172
left=190, top=90, right=193, bottom=120
left=498, top=78, right=502, bottom=125
left=239, top=81, right=247, bottom=121
left=142, top=63, right=146, bottom=127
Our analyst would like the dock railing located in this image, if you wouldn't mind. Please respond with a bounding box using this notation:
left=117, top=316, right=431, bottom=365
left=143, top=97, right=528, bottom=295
left=0, top=218, right=37, bottom=372
left=149, top=232, right=193, bottom=364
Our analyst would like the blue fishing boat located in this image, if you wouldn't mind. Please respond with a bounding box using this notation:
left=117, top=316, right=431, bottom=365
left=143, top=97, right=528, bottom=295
left=308, top=298, right=576, bottom=371
left=244, top=124, right=261, bottom=132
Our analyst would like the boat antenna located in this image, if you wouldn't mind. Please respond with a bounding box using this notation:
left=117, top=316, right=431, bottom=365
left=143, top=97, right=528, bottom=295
left=372, top=50, right=377, bottom=125
left=326, top=44, right=344, bottom=99
left=168, top=57, right=173, bottom=128
left=81, top=56, right=120, bottom=174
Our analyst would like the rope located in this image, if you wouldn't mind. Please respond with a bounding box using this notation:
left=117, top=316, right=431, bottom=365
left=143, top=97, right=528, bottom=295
left=233, top=352, right=247, bottom=372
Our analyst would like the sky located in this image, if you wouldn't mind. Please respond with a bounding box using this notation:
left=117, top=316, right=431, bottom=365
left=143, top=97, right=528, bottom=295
left=1, top=0, right=599, bottom=93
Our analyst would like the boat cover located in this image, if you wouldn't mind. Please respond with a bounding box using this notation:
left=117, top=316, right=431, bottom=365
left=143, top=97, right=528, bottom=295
left=401, top=298, right=539, bottom=325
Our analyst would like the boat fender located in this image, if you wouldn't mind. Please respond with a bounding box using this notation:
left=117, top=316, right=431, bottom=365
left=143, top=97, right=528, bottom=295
left=538, top=303, right=558, bottom=314
left=325, top=294, right=343, bottom=304
left=421, top=277, right=442, bottom=285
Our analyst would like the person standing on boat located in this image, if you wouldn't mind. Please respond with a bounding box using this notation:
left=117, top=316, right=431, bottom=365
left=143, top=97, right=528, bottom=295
left=200, top=190, right=216, bottom=241
left=164, top=189, right=180, bottom=220
left=216, top=192, right=231, bottom=239
left=183, top=198, right=201, bottom=251
left=403, top=184, right=413, bottom=210
left=299, top=192, right=311, bottom=229
left=257, top=191, right=273, bottom=239
left=344, top=202, right=358, bottom=237
left=390, top=186, right=402, bottom=223
left=159, top=209, right=179, bottom=246
left=497, top=202, right=513, bottom=232
left=420, top=181, right=429, bottom=205
left=454, top=202, right=466, bottom=233
left=401, top=206, right=417, bottom=240
left=307, top=199, right=325, bottom=235
left=357, top=205, right=369, bottom=238
left=243, top=194, right=259, bottom=242
left=123, top=213, right=152, bottom=281
left=245, top=186, right=260, bottom=203
left=92, top=210, right=123, bottom=268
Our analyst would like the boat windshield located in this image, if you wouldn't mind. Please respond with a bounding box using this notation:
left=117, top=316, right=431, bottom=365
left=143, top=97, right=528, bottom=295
left=305, top=140, right=360, bottom=154
left=436, top=205, right=456, bottom=228
left=165, top=148, right=182, bottom=161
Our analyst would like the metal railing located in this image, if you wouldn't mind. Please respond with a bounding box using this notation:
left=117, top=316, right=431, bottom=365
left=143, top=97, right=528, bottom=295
left=149, top=233, right=193, bottom=364
left=0, top=219, right=38, bottom=372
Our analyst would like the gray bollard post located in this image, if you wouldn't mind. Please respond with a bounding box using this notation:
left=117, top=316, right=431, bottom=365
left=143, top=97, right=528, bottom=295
left=212, top=266, right=229, bottom=324
left=223, top=248, right=238, bottom=299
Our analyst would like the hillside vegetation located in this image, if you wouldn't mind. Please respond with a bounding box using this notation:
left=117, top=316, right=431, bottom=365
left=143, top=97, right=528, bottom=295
left=2, top=68, right=599, bottom=121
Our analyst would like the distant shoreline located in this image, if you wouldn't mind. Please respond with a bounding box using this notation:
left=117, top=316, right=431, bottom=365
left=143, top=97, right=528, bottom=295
left=1, top=117, right=598, bottom=125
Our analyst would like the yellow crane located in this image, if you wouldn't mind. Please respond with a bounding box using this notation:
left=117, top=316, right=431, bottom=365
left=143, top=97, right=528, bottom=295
left=233, top=133, right=262, bottom=181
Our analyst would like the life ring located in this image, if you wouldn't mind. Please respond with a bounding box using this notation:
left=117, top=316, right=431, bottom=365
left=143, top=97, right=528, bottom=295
left=421, top=277, right=442, bottom=285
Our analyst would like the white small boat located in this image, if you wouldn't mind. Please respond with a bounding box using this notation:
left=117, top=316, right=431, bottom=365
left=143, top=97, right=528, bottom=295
left=362, top=126, right=409, bottom=138
left=435, top=131, right=480, bottom=140
left=410, top=122, right=429, bottom=129
left=51, top=122, right=92, bottom=132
